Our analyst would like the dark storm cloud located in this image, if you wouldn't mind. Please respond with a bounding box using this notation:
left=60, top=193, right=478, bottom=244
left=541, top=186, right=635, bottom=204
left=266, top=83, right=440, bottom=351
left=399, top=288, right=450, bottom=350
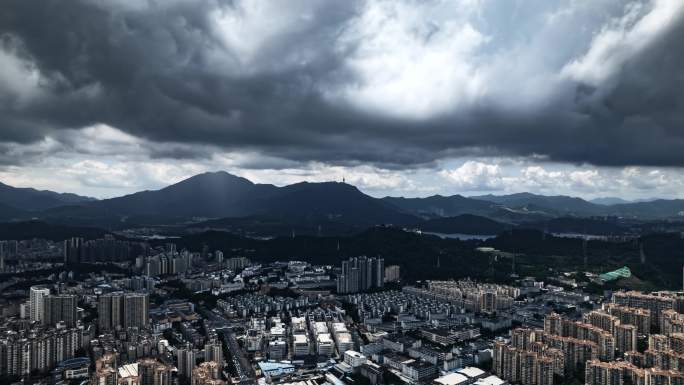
left=1, top=0, right=683, bottom=168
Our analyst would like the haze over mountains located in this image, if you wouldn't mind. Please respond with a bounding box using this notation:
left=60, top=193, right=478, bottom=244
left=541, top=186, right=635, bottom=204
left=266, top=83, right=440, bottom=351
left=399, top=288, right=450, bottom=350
left=2, top=171, right=684, bottom=235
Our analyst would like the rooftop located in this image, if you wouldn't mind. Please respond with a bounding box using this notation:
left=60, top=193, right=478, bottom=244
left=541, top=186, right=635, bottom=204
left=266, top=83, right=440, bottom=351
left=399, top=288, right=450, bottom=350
left=474, top=375, right=506, bottom=385
left=434, top=372, right=469, bottom=385
left=118, top=363, right=139, bottom=379
left=457, top=367, right=485, bottom=378
left=345, top=350, right=365, bottom=359
left=258, top=361, right=295, bottom=374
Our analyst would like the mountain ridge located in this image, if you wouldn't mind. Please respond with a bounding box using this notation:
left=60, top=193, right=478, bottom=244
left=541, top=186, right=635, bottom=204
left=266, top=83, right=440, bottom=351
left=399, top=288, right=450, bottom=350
left=31, top=172, right=419, bottom=228
left=0, top=181, right=95, bottom=212
left=3, top=172, right=684, bottom=230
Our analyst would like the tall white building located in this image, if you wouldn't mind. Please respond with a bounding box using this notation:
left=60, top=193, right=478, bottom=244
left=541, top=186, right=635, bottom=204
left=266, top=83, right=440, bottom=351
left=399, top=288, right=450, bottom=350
left=177, top=346, right=195, bottom=382
left=30, top=286, right=51, bottom=323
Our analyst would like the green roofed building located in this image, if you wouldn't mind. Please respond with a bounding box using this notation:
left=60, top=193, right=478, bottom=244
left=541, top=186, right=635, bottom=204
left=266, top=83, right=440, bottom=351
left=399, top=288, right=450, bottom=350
left=599, top=266, right=631, bottom=282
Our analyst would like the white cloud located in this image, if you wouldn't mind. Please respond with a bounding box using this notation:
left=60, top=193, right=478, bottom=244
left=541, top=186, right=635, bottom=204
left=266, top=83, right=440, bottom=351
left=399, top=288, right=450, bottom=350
left=561, top=0, right=684, bottom=86
left=435, top=161, right=684, bottom=200
left=617, top=167, right=672, bottom=191
left=439, top=161, right=504, bottom=190
left=515, top=166, right=605, bottom=193
left=568, top=169, right=601, bottom=188
left=332, top=0, right=487, bottom=118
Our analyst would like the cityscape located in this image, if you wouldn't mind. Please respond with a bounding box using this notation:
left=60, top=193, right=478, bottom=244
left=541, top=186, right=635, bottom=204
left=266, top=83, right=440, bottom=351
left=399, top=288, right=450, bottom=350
left=4, top=204, right=684, bottom=385
left=2, top=2, right=684, bottom=385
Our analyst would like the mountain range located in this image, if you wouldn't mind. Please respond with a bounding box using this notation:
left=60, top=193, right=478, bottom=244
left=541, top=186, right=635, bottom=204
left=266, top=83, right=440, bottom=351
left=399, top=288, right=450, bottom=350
left=0, top=182, right=95, bottom=221
left=590, top=197, right=632, bottom=205
left=2, top=171, right=684, bottom=235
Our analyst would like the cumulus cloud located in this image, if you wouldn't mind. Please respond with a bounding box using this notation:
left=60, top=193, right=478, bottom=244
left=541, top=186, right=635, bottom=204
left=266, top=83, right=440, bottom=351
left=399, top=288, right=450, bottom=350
left=331, top=0, right=488, bottom=118
left=439, top=161, right=504, bottom=191
left=436, top=161, right=684, bottom=200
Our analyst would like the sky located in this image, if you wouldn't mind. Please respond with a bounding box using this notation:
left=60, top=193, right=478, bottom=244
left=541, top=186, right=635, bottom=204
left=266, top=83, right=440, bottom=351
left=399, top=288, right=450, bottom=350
left=1, top=0, right=683, bottom=200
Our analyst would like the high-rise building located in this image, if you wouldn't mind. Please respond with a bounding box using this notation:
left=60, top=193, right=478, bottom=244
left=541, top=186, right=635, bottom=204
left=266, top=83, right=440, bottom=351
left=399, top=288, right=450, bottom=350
left=98, top=292, right=148, bottom=331
left=603, top=303, right=651, bottom=334
left=336, top=257, right=385, bottom=294
left=336, top=274, right=347, bottom=293
left=543, top=313, right=614, bottom=361
left=0, top=324, right=90, bottom=377
left=583, top=310, right=619, bottom=334
left=358, top=256, right=368, bottom=290
left=138, top=358, right=172, bottom=385
left=177, top=346, right=196, bottom=382
left=669, top=333, right=684, bottom=354
left=30, top=285, right=51, bottom=323
left=544, top=313, right=562, bottom=336
left=215, top=250, right=224, bottom=269
left=615, top=324, right=637, bottom=354
left=204, top=340, right=223, bottom=370
left=348, top=267, right=360, bottom=294
left=93, top=367, right=117, bottom=385
left=98, top=293, right=124, bottom=331
left=93, top=354, right=118, bottom=385
left=612, top=291, right=675, bottom=329
left=374, top=258, right=385, bottom=287
left=493, top=341, right=557, bottom=385
left=19, top=301, right=29, bottom=319
left=192, top=361, right=225, bottom=385
left=226, top=256, right=249, bottom=271
left=43, top=294, right=78, bottom=327
left=64, top=237, right=84, bottom=265
left=385, top=265, right=401, bottom=282
left=124, top=293, right=149, bottom=329
left=480, top=291, right=497, bottom=314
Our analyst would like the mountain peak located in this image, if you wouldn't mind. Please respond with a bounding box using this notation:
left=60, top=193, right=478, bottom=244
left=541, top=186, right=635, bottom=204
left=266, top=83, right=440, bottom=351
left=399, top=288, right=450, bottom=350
left=165, top=171, right=254, bottom=189
left=185, top=170, right=247, bottom=181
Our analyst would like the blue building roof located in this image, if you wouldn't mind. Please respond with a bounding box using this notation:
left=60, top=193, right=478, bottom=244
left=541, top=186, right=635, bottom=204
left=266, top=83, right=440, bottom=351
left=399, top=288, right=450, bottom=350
left=55, top=357, right=91, bottom=369
left=258, top=361, right=295, bottom=376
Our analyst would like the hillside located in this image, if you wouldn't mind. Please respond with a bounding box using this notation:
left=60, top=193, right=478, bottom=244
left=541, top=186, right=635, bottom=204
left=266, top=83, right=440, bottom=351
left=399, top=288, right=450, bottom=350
left=0, top=181, right=94, bottom=211
left=382, top=195, right=498, bottom=218
left=416, top=214, right=512, bottom=235
left=33, top=172, right=418, bottom=229
left=521, top=217, right=629, bottom=235
left=472, top=192, right=605, bottom=216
